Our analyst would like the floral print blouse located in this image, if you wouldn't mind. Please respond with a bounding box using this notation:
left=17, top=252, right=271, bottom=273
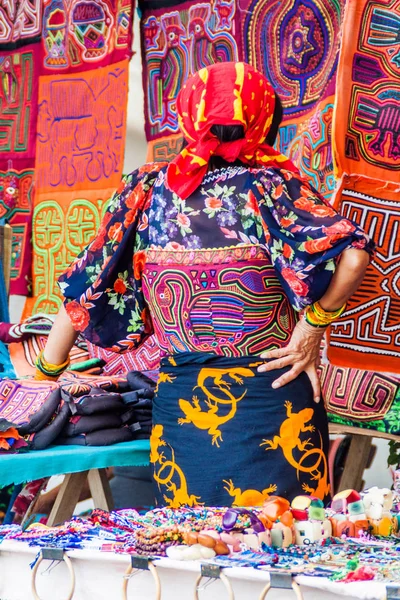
left=59, top=163, right=373, bottom=354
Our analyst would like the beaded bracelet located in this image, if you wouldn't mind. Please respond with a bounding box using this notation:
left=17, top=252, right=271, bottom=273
left=304, top=301, right=346, bottom=328
left=34, top=350, right=70, bottom=380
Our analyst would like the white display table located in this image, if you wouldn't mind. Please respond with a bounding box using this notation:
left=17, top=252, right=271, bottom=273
left=0, top=540, right=387, bottom=600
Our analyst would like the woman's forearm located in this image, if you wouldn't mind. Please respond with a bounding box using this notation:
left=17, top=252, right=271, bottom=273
left=318, top=248, right=370, bottom=311
left=43, top=303, right=79, bottom=364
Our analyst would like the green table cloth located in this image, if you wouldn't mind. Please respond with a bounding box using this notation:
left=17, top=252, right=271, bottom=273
left=0, top=441, right=150, bottom=487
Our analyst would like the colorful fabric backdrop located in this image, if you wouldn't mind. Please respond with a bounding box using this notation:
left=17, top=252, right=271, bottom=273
left=328, top=0, right=400, bottom=373
left=240, top=0, right=344, bottom=201
left=0, top=0, right=134, bottom=297
left=140, top=0, right=344, bottom=202
left=140, top=0, right=240, bottom=162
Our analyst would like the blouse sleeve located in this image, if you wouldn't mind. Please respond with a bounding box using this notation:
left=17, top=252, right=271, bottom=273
left=256, top=169, right=375, bottom=311
left=58, top=164, right=165, bottom=352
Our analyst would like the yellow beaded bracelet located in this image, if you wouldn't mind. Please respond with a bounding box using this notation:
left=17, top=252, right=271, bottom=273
left=34, top=368, right=60, bottom=382
left=304, top=301, right=346, bottom=328
left=35, top=350, right=70, bottom=379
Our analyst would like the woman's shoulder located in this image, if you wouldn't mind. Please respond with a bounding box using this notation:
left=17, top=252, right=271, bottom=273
left=116, top=162, right=169, bottom=194
left=134, top=161, right=169, bottom=180
left=201, top=164, right=300, bottom=189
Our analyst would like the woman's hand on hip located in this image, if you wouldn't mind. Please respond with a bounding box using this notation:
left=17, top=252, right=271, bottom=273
left=257, top=318, right=326, bottom=403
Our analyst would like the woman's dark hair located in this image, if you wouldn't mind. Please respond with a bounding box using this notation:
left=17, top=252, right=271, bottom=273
left=179, top=93, right=283, bottom=171
left=265, top=94, right=283, bottom=146
left=210, top=124, right=245, bottom=142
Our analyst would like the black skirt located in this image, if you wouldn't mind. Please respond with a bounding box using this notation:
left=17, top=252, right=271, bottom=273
left=151, top=352, right=330, bottom=507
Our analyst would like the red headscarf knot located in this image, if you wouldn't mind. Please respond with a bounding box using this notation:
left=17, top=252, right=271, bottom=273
left=166, top=62, right=298, bottom=199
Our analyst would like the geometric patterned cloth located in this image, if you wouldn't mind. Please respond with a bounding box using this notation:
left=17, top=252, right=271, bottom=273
left=0, top=378, right=59, bottom=428
left=328, top=0, right=400, bottom=373
left=141, top=0, right=239, bottom=163
left=328, top=177, right=400, bottom=373
left=0, top=0, right=134, bottom=297
left=321, top=361, right=400, bottom=435
left=87, top=336, right=160, bottom=376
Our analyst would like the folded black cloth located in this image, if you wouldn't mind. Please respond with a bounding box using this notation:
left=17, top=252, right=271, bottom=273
left=58, top=426, right=134, bottom=446
left=29, top=402, right=72, bottom=450
left=64, top=413, right=123, bottom=437
left=121, top=405, right=151, bottom=424
left=126, top=372, right=156, bottom=392
left=18, top=388, right=63, bottom=435
left=128, top=421, right=152, bottom=438
left=67, top=389, right=125, bottom=416
left=121, top=390, right=154, bottom=404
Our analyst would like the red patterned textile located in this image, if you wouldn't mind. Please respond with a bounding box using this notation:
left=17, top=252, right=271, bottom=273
left=87, top=336, right=160, bottom=375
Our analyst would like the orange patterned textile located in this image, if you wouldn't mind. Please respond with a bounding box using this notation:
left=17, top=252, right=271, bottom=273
left=9, top=335, right=90, bottom=378
left=25, top=59, right=130, bottom=317
left=332, top=0, right=400, bottom=183
left=328, top=176, right=400, bottom=373
left=328, top=0, right=400, bottom=373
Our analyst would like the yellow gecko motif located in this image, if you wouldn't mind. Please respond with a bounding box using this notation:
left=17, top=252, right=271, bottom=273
left=150, top=424, right=166, bottom=464
left=178, top=366, right=254, bottom=447
left=223, top=479, right=277, bottom=507
left=260, top=401, right=324, bottom=475
left=195, top=367, right=255, bottom=404
left=150, top=424, right=201, bottom=507
left=300, top=437, right=330, bottom=500
left=178, top=395, right=238, bottom=447
left=155, top=372, right=176, bottom=394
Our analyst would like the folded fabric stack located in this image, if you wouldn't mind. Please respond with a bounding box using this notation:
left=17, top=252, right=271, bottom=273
left=0, top=372, right=157, bottom=452
left=58, top=387, right=133, bottom=447
left=57, top=371, right=156, bottom=447
left=121, top=372, right=155, bottom=440
left=0, top=380, right=71, bottom=451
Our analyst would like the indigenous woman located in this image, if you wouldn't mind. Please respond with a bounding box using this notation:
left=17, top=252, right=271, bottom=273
left=37, top=63, right=373, bottom=507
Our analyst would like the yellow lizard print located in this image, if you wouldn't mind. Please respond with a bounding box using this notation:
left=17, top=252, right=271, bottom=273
left=150, top=424, right=201, bottom=508
left=300, top=436, right=330, bottom=500
left=223, top=479, right=277, bottom=507
left=155, top=372, right=176, bottom=394
left=150, top=424, right=166, bottom=464
left=178, top=367, right=255, bottom=447
left=260, top=401, right=324, bottom=476
left=195, top=367, right=255, bottom=404
left=178, top=395, right=239, bottom=447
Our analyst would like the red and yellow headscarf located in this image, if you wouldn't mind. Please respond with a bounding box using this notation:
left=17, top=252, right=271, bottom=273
left=166, top=61, right=298, bottom=199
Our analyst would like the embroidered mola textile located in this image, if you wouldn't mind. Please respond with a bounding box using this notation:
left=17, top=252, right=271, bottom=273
left=140, top=0, right=240, bottom=162
left=0, top=11, right=40, bottom=294
left=0, top=1, right=135, bottom=299
left=239, top=0, right=345, bottom=201
left=23, top=0, right=135, bottom=317
left=140, top=0, right=344, bottom=203
left=321, top=360, right=400, bottom=436
left=328, top=0, right=400, bottom=373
